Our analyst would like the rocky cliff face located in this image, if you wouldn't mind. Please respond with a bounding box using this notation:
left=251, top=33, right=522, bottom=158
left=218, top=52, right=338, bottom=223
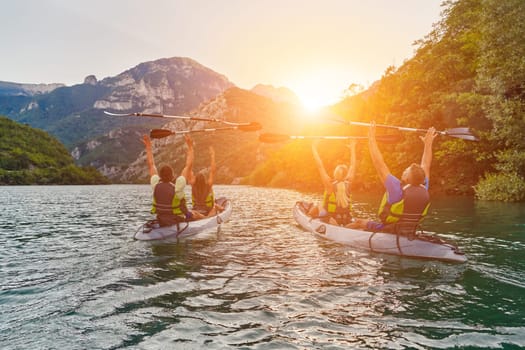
left=0, top=57, right=237, bottom=180
left=94, top=57, right=234, bottom=114
left=1, top=57, right=235, bottom=145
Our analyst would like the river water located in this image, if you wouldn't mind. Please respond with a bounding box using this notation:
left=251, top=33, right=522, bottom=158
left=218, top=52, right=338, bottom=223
left=0, top=185, right=524, bottom=349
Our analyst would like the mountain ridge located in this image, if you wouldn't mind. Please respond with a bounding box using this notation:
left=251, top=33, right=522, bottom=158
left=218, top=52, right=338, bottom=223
left=0, top=81, right=64, bottom=96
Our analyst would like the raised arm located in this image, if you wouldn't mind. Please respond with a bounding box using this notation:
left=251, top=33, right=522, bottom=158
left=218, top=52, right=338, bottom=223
left=142, top=135, right=157, bottom=177
left=368, top=122, right=391, bottom=184
left=419, top=127, right=438, bottom=180
left=207, top=146, right=216, bottom=186
left=345, top=140, right=357, bottom=182
left=312, top=140, right=333, bottom=192
left=181, top=134, right=194, bottom=183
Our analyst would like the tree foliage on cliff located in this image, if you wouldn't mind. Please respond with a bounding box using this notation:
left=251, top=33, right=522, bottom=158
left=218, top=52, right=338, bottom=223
left=248, top=0, right=525, bottom=201
left=0, top=116, right=109, bottom=185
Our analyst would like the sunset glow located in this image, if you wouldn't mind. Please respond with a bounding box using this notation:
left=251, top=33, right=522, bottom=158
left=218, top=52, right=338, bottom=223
left=289, top=73, right=346, bottom=113
left=295, top=88, right=339, bottom=112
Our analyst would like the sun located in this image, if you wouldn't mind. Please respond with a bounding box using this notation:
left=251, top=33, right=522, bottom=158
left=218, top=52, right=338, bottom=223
left=289, top=78, right=343, bottom=113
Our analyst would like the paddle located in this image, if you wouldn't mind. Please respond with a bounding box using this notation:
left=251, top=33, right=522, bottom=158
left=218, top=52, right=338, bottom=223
left=104, top=111, right=253, bottom=127
left=327, top=118, right=479, bottom=141
left=150, top=122, right=262, bottom=139
left=259, top=133, right=403, bottom=144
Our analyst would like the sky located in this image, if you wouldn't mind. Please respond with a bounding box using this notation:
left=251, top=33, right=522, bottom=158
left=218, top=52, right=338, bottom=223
left=0, top=0, right=443, bottom=109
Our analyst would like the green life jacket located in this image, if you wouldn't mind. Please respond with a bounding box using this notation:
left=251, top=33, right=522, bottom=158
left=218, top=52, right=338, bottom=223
left=151, top=182, right=185, bottom=216
left=378, top=184, right=430, bottom=225
left=322, top=181, right=351, bottom=214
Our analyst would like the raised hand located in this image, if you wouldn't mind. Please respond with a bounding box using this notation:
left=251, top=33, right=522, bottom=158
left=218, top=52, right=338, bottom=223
left=420, top=127, right=438, bottom=146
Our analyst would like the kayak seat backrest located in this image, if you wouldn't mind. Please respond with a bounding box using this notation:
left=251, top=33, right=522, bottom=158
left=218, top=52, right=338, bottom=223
left=393, top=211, right=426, bottom=235
left=393, top=221, right=421, bottom=239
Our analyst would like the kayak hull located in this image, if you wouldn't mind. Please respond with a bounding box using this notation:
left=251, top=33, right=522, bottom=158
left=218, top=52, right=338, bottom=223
left=293, top=201, right=467, bottom=263
left=134, top=199, right=232, bottom=241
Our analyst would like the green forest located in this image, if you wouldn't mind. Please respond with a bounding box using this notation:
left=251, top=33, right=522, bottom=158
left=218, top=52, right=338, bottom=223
left=247, top=0, right=525, bottom=202
left=0, top=116, right=109, bottom=185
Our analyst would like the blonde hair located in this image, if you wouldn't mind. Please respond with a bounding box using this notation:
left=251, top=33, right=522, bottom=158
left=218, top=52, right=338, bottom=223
left=333, top=165, right=349, bottom=208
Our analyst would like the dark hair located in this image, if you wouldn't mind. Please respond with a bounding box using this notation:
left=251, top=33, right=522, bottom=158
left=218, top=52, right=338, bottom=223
left=406, top=163, right=426, bottom=185
left=192, top=173, right=208, bottom=203
left=159, top=165, right=174, bottom=182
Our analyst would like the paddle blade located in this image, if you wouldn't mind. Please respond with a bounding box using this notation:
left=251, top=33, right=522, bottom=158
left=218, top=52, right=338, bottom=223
left=104, top=111, right=136, bottom=117
left=448, top=133, right=479, bottom=141
left=259, top=133, right=291, bottom=143
left=444, top=128, right=479, bottom=141
left=150, top=129, right=175, bottom=139
left=238, top=122, right=263, bottom=132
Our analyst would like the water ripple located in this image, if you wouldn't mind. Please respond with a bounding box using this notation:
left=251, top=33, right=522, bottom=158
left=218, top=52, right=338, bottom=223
left=0, top=186, right=524, bottom=349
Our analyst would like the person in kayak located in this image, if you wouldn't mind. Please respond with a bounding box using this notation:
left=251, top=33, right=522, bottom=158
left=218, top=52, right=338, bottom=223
left=307, top=139, right=357, bottom=226
left=188, top=146, right=224, bottom=217
left=142, top=134, right=203, bottom=227
left=349, top=122, right=437, bottom=233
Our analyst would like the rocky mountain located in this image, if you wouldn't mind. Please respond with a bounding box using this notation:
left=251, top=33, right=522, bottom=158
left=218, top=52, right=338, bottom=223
left=0, top=57, right=237, bottom=180
left=93, top=57, right=234, bottom=114
left=0, top=57, right=235, bottom=147
left=250, top=84, right=301, bottom=105
left=0, top=81, right=64, bottom=96
left=1, top=57, right=311, bottom=183
left=119, top=87, right=305, bottom=184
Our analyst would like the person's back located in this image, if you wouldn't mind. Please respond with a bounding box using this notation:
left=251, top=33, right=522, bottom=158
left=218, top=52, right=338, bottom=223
left=322, top=171, right=353, bottom=226
left=152, top=167, right=190, bottom=226
left=192, top=172, right=215, bottom=215
left=308, top=140, right=357, bottom=227
left=189, top=146, right=221, bottom=217
left=349, top=123, right=437, bottom=233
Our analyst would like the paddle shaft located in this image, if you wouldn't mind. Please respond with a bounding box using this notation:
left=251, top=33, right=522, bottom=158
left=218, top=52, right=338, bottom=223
left=104, top=111, right=250, bottom=126
left=288, top=135, right=368, bottom=140
left=150, top=122, right=261, bottom=139
left=328, top=119, right=478, bottom=141
left=259, top=133, right=402, bottom=144
left=345, top=120, right=439, bottom=133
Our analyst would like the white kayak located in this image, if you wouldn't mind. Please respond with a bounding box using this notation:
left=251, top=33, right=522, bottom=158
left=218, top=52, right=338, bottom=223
left=294, top=201, right=467, bottom=263
left=134, top=198, right=232, bottom=241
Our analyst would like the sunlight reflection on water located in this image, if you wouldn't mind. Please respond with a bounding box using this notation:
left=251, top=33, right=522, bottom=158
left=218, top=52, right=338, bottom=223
left=0, top=185, right=524, bottom=349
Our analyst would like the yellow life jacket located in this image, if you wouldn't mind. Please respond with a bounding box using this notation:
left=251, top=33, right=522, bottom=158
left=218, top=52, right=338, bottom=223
left=192, top=190, right=215, bottom=211
left=378, top=184, right=430, bottom=224
left=322, top=181, right=351, bottom=214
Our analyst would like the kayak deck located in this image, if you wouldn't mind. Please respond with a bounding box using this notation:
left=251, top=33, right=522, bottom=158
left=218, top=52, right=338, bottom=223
left=293, top=201, right=467, bottom=263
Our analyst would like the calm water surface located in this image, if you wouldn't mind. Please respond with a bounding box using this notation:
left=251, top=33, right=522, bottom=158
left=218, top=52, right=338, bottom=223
left=0, top=185, right=524, bottom=349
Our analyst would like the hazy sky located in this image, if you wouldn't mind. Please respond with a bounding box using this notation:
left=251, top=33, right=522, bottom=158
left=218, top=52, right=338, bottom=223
left=0, top=0, right=443, bottom=108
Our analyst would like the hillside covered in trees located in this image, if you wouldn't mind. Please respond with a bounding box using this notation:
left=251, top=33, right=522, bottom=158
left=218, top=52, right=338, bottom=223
left=247, top=0, right=525, bottom=201
left=0, top=116, right=109, bottom=185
